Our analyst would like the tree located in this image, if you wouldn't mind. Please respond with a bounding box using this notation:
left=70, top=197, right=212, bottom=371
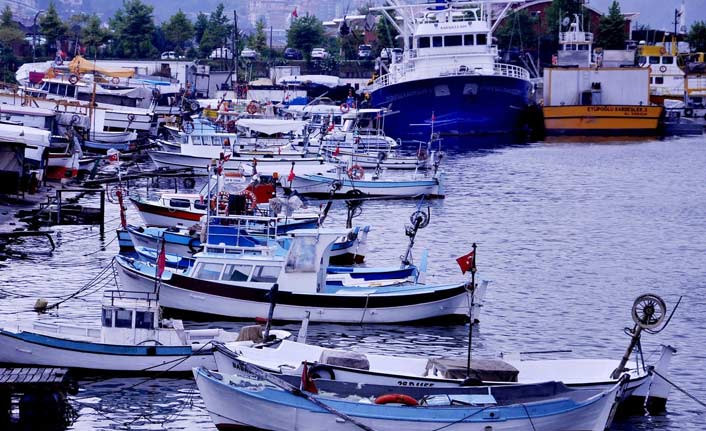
left=0, top=6, right=24, bottom=82
left=496, top=10, right=538, bottom=52
left=82, top=15, right=108, bottom=58
left=249, top=18, right=267, bottom=53
left=688, top=21, right=706, bottom=52
left=110, top=0, right=157, bottom=58
left=375, top=14, right=399, bottom=49
left=193, top=12, right=208, bottom=45
left=199, top=3, right=231, bottom=57
left=287, top=15, right=325, bottom=60
left=163, top=10, right=194, bottom=54
left=39, top=1, right=68, bottom=53
left=595, top=1, right=626, bottom=49
left=543, top=0, right=586, bottom=50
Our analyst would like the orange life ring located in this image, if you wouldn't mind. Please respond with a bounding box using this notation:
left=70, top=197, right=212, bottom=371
left=659, top=65, right=667, bottom=73
left=241, top=190, right=257, bottom=212
left=374, top=394, right=418, bottom=406
left=217, top=191, right=230, bottom=212
left=247, top=102, right=259, bottom=115
left=347, top=164, right=365, bottom=180
left=340, top=103, right=350, bottom=113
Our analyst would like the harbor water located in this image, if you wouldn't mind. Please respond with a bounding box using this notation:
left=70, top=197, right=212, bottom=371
left=1, top=135, right=705, bottom=430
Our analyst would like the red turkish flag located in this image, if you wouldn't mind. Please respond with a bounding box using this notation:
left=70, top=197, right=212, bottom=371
left=156, top=240, right=167, bottom=279
left=300, top=363, right=318, bottom=394
left=455, top=249, right=476, bottom=274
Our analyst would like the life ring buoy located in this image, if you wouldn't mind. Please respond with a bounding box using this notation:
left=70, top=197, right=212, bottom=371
left=190, top=101, right=200, bottom=112
left=684, top=108, right=694, bottom=117
left=374, top=394, right=418, bottom=406
left=68, top=74, right=79, bottom=85
left=188, top=237, right=203, bottom=254
left=309, top=364, right=335, bottom=380
left=182, top=121, right=195, bottom=134
left=340, top=103, right=350, bottom=113
left=226, top=120, right=237, bottom=133
left=70, top=114, right=81, bottom=125
left=111, top=76, right=120, bottom=85
left=241, top=190, right=257, bottom=212
left=659, top=47, right=666, bottom=55
left=247, top=102, right=259, bottom=115
left=127, top=113, right=136, bottom=122
left=659, top=65, right=667, bottom=73
left=347, top=164, right=365, bottom=180
left=217, top=191, right=230, bottom=212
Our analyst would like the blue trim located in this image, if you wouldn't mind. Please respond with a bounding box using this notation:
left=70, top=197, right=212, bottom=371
left=1, top=330, right=194, bottom=356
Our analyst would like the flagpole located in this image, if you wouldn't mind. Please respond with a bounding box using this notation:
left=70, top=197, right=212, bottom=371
left=466, top=242, right=477, bottom=379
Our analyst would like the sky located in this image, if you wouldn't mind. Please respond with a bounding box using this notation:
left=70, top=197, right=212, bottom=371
left=589, top=0, right=706, bottom=30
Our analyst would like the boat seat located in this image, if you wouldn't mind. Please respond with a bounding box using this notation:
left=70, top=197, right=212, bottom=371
left=319, top=350, right=370, bottom=370
left=425, top=358, right=519, bottom=382
left=236, top=325, right=264, bottom=342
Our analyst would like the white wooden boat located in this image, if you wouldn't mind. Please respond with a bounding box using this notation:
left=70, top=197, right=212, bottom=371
left=114, top=229, right=487, bottom=324
left=0, top=289, right=289, bottom=373
left=193, top=366, right=625, bottom=431
left=288, top=169, right=445, bottom=198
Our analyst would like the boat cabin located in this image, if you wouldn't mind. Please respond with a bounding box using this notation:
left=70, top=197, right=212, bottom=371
left=0, top=106, right=56, bottom=131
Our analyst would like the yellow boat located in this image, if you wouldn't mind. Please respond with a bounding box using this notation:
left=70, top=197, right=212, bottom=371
left=543, top=105, right=663, bottom=136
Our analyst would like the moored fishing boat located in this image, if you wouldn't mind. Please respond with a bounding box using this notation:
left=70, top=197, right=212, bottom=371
left=0, top=289, right=288, bottom=373
left=193, top=366, right=625, bottom=431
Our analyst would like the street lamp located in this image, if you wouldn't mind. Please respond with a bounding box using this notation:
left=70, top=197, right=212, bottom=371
left=32, top=10, right=45, bottom=64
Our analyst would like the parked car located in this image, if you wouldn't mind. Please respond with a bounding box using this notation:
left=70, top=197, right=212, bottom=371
left=380, top=47, right=403, bottom=62
left=311, top=48, right=329, bottom=60
left=358, top=44, right=372, bottom=59
left=209, top=47, right=233, bottom=60
left=241, top=47, right=258, bottom=59
left=283, top=47, right=303, bottom=60
left=161, top=51, right=182, bottom=60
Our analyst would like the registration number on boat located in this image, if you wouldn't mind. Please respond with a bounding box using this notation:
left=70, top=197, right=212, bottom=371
left=397, top=381, right=434, bottom=387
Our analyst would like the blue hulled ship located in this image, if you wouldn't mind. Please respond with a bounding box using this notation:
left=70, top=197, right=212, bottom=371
left=367, top=0, right=532, bottom=141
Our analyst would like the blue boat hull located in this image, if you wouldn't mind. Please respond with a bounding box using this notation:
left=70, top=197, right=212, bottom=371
left=369, top=74, right=532, bottom=141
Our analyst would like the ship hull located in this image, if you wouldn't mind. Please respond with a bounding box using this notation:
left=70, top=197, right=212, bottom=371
left=543, top=105, right=664, bottom=136
left=369, top=74, right=532, bottom=141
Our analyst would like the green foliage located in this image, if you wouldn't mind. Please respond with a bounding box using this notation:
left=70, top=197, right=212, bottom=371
left=595, top=1, right=626, bottom=49
left=194, top=13, right=208, bottom=45
left=249, top=18, right=268, bottom=53
left=0, top=6, right=25, bottom=47
left=286, top=15, right=325, bottom=60
left=40, top=2, right=68, bottom=50
left=110, top=0, right=157, bottom=58
left=375, top=14, right=399, bottom=52
left=496, top=10, right=538, bottom=51
left=199, top=3, right=231, bottom=57
left=688, top=21, right=706, bottom=52
left=163, top=10, right=194, bottom=53
left=543, top=0, right=586, bottom=49
left=82, top=15, right=109, bottom=58
left=339, top=29, right=363, bottom=60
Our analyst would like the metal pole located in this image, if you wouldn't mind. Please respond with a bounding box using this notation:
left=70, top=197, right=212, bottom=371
left=32, top=10, right=44, bottom=64
left=99, top=189, right=105, bottom=237
left=466, top=242, right=477, bottom=378
left=233, top=10, right=239, bottom=86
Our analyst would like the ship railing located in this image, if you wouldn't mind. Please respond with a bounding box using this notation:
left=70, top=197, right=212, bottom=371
left=560, top=32, right=593, bottom=43
left=369, top=61, right=530, bottom=91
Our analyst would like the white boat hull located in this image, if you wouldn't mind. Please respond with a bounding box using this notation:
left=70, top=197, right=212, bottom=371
left=289, top=174, right=444, bottom=198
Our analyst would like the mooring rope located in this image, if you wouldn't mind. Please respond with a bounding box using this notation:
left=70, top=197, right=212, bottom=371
left=652, top=369, right=706, bottom=410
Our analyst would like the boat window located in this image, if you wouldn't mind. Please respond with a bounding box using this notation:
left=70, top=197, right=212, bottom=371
left=418, top=37, right=430, bottom=48
left=101, top=308, right=113, bottom=327
left=222, top=264, right=252, bottom=282
left=655, top=77, right=664, bottom=84
left=194, top=262, right=224, bottom=280
left=477, top=34, right=487, bottom=45
left=463, top=83, right=478, bottom=96
left=432, top=36, right=443, bottom=48
left=49, top=83, right=59, bottom=94
left=194, top=202, right=208, bottom=210
left=445, top=35, right=462, bottom=47
left=169, top=198, right=191, bottom=208
left=115, top=309, right=133, bottom=328
left=662, top=56, right=674, bottom=64
left=251, top=266, right=280, bottom=283
left=637, top=56, right=646, bottom=64
left=578, top=44, right=589, bottom=51
left=648, top=56, right=660, bottom=64
left=135, top=311, right=154, bottom=329
left=67, top=85, right=76, bottom=97
left=464, top=34, right=474, bottom=45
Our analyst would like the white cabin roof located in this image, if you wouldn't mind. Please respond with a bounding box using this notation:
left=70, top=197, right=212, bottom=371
left=0, top=123, right=51, bottom=147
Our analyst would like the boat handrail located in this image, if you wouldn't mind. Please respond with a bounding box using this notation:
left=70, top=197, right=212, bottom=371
left=103, top=289, right=159, bottom=306
left=560, top=32, right=593, bottom=43
left=369, top=61, right=530, bottom=91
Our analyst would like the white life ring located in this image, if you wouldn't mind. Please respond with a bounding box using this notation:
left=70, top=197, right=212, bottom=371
left=340, top=103, right=350, bottom=113
left=111, top=76, right=120, bottom=84
left=659, top=65, right=667, bottom=73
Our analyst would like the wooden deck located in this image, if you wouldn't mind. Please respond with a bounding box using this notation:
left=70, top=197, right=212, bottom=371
left=0, top=367, right=72, bottom=390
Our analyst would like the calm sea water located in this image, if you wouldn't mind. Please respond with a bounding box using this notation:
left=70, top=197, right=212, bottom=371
left=1, top=135, right=705, bottom=430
